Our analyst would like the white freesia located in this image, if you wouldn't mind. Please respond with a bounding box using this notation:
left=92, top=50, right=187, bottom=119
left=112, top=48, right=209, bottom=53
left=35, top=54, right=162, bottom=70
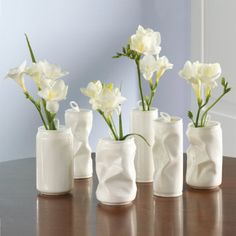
left=39, top=60, right=68, bottom=80
left=179, top=61, right=222, bottom=97
left=179, top=61, right=202, bottom=97
left=26, top=62, right=43, bottom=88
left=140, top=55, right=158, bottom=80
left=5, top=61, right=27, bottom=92
left=38, top=79, right=68, bottom=113
left=130, top=25, right=161, bottom=55
left=198, top=63, right=221, bottom=90
left=82, top=81, right=126, bottom=116
left=91, top=84, right=126, bottom=116
left=179, top=61, right=201, bottom=83
left=156, top=56, right=173, bottom=78
left=80, top=80, right=102, bottom=98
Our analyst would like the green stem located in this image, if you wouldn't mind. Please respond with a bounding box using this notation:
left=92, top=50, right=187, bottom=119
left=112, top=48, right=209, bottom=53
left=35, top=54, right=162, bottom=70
left=119, top=112, right=124, bottom=139
left=24, top=93, right=48, bottom=130
left=99, top=111, right=119, bottom=140
left=135, top=59, right=146, bottom=111
left=200, top=92, right=228, bottom=127
left=41, top=99, right=56, bottom=130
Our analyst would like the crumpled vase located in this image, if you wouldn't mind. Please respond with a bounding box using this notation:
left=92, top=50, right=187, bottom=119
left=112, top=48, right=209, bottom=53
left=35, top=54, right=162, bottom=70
left=186, top=121, right=223, bottom=189
left=65, top=107, right=93, bottom=179
left=96, top=138, right=137, bottom=205
left=130, top=108, right=158, bottom=182
left=153, top=115, right=183, bottom=197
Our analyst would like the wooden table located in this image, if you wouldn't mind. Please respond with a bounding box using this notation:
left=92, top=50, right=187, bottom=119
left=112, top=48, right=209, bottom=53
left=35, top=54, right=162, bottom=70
left=0, top=156, right=235, bottom=236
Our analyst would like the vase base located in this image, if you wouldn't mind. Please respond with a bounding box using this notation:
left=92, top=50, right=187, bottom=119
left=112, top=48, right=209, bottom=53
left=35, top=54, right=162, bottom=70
left=37, top=190, right=72, bottom=196
left=136, top=179, right=153, bottom=183
left=74, top=175, right=93, bottom=179
left=187, top=184, right=220, bottom=190
left=154, top=192, right=182, bottom=198
left=99, top=200, right=133, bottom=206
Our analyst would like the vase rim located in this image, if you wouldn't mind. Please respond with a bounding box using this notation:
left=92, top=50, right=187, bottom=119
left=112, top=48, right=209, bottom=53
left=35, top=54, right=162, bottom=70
left=154, top=116, right=182, bottom=124
left=99, top=137, right=135, bottom=145
left=132, top=107, right=158, bottom=112
left=38, top=125, right=71, bottom=133
left=65, top=108, right=92, bottom=113
left=188, top=121, right=221, bottom=129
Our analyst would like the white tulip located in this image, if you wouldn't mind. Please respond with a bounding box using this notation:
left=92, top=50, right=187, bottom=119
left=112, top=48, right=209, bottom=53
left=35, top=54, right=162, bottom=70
left=140, top=55, right=158, bottom=80
left=130, top=25, right=161, bottom=55
left=39, top=60, right=68, bottom=80
left=80, top=80, right=103, bottom=98
left=5, top=61, right=27, bottom=92
left=38, top=79, right=68, bottom=113
left=156, top=56, right=173, bottom=78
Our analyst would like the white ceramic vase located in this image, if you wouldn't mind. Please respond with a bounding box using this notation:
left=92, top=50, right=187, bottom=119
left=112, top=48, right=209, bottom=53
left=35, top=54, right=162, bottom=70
left=96, top=138, right=137, bottom=205
left=153, top=116, right=183, bottom=197
left=36, top=126, right=74, bottom=195
left=186, top=121, right=223, bottom=189
left=130, top=108, right=158, bottom=182
left=65, top=108, right=93, bottom=179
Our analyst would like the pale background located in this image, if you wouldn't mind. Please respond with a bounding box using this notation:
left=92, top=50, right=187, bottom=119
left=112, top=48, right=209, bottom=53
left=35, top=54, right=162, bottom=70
left=0, top=0, right=190, bottom=161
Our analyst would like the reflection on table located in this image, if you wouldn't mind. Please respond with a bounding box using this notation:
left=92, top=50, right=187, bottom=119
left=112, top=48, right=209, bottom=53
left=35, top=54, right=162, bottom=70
left=185, top=187, right=222, bottom=236
left=37, top=178, right=93, bottom=236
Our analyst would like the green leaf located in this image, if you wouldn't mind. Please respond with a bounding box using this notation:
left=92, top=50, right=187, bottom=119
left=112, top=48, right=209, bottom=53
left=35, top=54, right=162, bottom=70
left=121, top=133, right=150, bottom=146
left=188, top=111, right=193, bottom=119
left=24, top=33, right=37, bottom=63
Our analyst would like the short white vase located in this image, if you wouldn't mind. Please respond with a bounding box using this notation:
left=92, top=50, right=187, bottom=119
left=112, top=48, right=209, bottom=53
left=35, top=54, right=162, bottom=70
left=130, top=108, right=158, bottom=182
left=153, top=116, right=183, bottom=197
left=65, top=108, right=93, bottom=179
left=186, top=121, right=223, bottom=189
left=36, top=126, right=74, bottom=195
left=96, top=138, right=137, bottom=205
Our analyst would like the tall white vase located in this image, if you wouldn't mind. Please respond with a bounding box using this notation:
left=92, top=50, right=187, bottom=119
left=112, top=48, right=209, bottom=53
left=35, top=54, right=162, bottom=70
left=96, top=138, right=137, bottom=205
left=65, top=108, right=93, bottom=179
left=130, top=108, right=158, bottom=182
left=153, top=116, right=183, bottom=197
left=186, top=121, right=223, bottom=189
left=36, top=126, right=74, bottom=195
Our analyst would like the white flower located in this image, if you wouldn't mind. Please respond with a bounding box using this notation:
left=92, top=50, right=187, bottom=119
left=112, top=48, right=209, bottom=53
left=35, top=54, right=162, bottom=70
left=39, top=60, right=68, bottom=80
left=130, top=25, right=161, bottom=55
left=38, top=79, right=68, bottom=113
left=140, top=55, right=158, bottom=80
left=80, top=81, right=103, bottom=98
left=179, top=61, right=202, bottom=98
left=91, top=83, right=126, bottom=116
left=198, top=63, right=221, bottom=89
left=179, top=61, right=201, bottom=83
left=179, top=61, right=222, bottom=98
left=82, top=81, right=126, bottom=116
left=156, top=56, right=173, bottom=78
left=26, top=62, right=43, bottom=88
left=5, top=61, right=27, bottom=92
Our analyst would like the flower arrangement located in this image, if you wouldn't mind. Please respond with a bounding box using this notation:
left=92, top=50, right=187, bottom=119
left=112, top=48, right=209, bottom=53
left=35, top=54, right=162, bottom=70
left=113, top=25, right=173, bottom=111
left=81, top=80, right=148, bottom=143
left=179, top=61, right=231, bottom=127
left=5, top=34, right=68, bottom=130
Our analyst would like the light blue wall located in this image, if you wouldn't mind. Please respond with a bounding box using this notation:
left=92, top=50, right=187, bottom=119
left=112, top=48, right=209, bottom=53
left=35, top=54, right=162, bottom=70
left=0, top=0, right=190, bottom=161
